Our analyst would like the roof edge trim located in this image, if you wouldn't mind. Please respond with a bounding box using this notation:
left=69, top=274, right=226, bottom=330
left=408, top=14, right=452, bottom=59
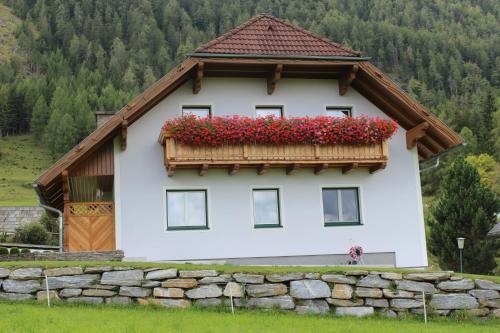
left=188, top=53, right=371, bottom=61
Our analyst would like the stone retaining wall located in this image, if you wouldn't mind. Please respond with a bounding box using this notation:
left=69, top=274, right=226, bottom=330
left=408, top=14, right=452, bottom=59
left=0, top=266, right=498, bottom=319
left=0, top=250, right=124, bottom=262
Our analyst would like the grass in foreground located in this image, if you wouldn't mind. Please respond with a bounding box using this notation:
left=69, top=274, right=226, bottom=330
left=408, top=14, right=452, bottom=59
left=0, top=135, right=53, bottom=206
left=1, top=260, right=499, bottom=283
left=0, top=302, right=498, bottom=333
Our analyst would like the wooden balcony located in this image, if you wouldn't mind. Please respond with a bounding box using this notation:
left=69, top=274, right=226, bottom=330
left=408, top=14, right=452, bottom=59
left=159, top=131, right=389, bottom=176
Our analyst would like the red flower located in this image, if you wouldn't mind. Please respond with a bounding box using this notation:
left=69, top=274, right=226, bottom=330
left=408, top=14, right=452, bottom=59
left=162, top=115, right=397, bottom=146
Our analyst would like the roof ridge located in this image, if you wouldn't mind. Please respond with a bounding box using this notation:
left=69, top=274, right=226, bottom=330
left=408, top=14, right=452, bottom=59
left=195, top=14, right=360, bottom=56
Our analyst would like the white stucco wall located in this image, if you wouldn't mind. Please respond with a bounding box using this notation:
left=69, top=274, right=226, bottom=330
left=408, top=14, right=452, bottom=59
left=115, top=77, right=428, bottom=267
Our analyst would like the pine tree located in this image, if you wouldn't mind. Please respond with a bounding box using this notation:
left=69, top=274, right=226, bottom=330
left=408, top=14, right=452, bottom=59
left=428, top=157, right=499, bottom=274
left=30, top=95, right=49, bottom=140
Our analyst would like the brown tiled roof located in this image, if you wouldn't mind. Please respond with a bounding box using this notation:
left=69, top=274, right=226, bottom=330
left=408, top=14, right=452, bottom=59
left=195, top=14, right=360, bottom=57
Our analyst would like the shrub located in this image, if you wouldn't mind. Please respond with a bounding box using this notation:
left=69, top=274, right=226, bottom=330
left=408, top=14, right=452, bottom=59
left=9, top=247, right=20, bottom=255
left=20, top=248, right=31, bottom=254
left=14, top=221, right=50, bottom=245
left=40, top=213, right=58, bottom=234
left=163, top=115, right=398, bottom=146
left=0, top=247, right=8, bottom=255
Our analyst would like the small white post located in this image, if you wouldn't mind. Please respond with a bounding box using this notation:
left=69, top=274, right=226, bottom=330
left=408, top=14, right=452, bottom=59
left=422, top=291, right=427, bottom=324
left=229, top=283, right=234, bottom=315
left=45, top=273, right=51, bottom=308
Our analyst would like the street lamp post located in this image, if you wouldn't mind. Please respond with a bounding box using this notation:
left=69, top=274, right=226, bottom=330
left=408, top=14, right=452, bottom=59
left=457, top=237, right=465, bottom=273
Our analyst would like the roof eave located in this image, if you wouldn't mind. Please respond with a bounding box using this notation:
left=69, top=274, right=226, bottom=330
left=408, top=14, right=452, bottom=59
left=188, top=52, right=371, bottom=61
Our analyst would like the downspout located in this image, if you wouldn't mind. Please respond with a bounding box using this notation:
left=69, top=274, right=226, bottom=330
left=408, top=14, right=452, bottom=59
left=33, top=184, right=64, bottom=253
left=419, top=143, right=465, bottom=173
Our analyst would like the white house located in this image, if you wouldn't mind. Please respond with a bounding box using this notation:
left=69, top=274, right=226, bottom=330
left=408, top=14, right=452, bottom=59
left=35, top=15, right=462, bottom=267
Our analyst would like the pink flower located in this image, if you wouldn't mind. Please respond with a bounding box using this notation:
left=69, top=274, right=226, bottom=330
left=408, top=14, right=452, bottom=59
left=162, top=115, right=397, bottom=146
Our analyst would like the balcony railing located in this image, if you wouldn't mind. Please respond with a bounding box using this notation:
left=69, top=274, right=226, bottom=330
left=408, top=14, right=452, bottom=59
left=159, top=131, right=389, bottom=176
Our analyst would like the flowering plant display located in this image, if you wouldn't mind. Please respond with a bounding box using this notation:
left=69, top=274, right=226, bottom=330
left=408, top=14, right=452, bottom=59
left=348, top=245, right=364, bottom=262
left=162, top=115, right=397, bottom=146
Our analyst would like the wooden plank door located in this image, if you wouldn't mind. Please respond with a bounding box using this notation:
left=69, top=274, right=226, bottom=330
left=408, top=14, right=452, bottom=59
left=66, top=202, right=115, bottom=252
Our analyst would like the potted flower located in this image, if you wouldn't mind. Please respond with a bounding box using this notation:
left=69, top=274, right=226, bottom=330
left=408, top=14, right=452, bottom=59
left=348, top=245, right=364, bottom=265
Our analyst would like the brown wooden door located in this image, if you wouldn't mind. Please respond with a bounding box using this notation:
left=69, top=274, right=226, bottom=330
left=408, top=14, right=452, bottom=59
left=65, top=202, right=115, bottom=252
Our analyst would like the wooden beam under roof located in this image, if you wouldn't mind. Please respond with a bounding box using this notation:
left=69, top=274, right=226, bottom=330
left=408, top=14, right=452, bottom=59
left=193, top=62, right=204, bottom=94
left=267, top=64, right=282, bottom=94
left=339, top=64, right=359, bottom=96
left=121, top=120, right=128, bottom=151
left=406, top=122, right=429, bottom=149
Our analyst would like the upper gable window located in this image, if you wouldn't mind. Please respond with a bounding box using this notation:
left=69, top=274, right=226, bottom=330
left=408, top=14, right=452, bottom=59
left=182, top=106, right=211, bottom=118
left=326, top=106, right=351, bottom=118
left=255, top=106, right=283, bottom=118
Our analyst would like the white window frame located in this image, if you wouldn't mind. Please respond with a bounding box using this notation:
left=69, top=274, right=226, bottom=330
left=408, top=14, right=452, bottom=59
left=255, top=105, right=284, bottom=118
left=251, top=188, right=282, bottom=228
left=320, top=186, right=363, bottom=227
left=163, top=187, right=210, bottom=231
left=325, top=105, right=354, bottom=118
left=181, top=105, right=212, bottom=118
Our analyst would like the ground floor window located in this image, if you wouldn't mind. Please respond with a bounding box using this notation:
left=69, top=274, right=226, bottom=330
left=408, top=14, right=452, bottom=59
left=252, top=188, right=281, bottom=228
left=166, top=190, right=208, bottom=230
left=322, top=187, right=360, bottom=226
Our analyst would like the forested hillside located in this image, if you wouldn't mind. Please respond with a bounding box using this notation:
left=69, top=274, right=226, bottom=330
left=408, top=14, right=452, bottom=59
left=0, top=0, right=498, bottom=195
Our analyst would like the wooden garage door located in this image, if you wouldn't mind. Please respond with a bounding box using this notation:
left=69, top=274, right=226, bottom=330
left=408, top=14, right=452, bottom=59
left=65, top=202, right=115, bottom=252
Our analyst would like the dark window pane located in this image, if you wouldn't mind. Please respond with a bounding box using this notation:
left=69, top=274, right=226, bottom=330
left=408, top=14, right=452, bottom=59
left=322, top=189, right=339, bottom=222
left=253, top=190, right=280, bottom=225
left=340, top=189, right=359, bottom=222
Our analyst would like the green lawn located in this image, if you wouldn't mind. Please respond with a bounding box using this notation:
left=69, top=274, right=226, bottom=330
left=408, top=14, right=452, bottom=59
left=0, top=135, right=54, bottom=206
left=0, top=302, right=498, bottom=333
left=1, top=260, right=499, bottom=283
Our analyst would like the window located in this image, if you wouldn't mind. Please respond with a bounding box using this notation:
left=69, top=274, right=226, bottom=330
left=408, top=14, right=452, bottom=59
left=182, top=106, right=211, bottom=118
left=166, top=190, right=208, bottom=230
left=255, top=106, right=283, bottom=118
left=252, top=189, right=281, bottom=228
left=322, top=188, right=360, bottom=226
left=326, top=106, right=351, bottom=118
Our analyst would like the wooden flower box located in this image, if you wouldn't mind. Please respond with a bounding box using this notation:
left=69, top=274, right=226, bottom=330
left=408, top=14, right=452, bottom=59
left=158, top=131, right=389, bottom=176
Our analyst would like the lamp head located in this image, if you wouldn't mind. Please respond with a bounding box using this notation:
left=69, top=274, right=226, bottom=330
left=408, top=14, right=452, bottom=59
left=457, top=237, right=465, bottom=249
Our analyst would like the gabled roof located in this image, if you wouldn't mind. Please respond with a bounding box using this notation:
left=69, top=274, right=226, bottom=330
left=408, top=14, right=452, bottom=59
left=35, top=15, right=462, bottom=210
left=195, top=14, right=360, bottom=58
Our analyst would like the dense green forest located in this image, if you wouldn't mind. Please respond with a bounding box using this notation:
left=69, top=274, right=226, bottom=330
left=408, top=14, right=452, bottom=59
left=0, top=0, right=498, bottom=195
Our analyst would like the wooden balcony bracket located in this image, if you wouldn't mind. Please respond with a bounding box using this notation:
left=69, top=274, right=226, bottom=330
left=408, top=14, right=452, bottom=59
left=167, top=165, right=176, bottom=177
left=267, top=64, right=283, bottom=95
left=342, top=162, right=359, bottom=174
left=339, top=64, right=359, bottom=96
left=314, top=163, right=328, bottom=175
left=198, top=164, right=209, bottom=176
left=369, top=162, right=387, bottom=174
left=193, top=62, right=204, bottom=94
left=406, top=122, right=429, bottom=149
left=286, top=163, right=299, bottom=175
left=257, top=163, right=270, bottom=175
left=228, top=164, right=240, bottom=175
left=121, top=119, right=128, bottom=151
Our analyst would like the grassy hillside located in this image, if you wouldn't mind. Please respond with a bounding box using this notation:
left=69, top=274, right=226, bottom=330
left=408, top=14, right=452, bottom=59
left=0, top=3, right=21, bottom=63
left=0, top=134, right=53, bottom=206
